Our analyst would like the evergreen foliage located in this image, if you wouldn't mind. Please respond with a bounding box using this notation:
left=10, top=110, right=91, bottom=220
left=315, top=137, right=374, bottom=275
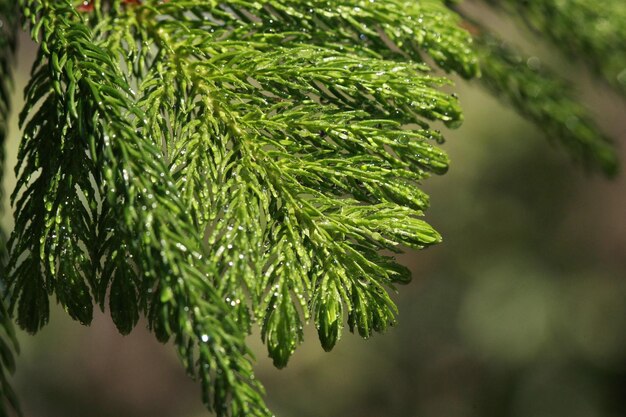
left=464, top=20, right=618, bottom=175
left=481, top=0, right=626, bottom=95
left=0, top=0, right=623, bottom=415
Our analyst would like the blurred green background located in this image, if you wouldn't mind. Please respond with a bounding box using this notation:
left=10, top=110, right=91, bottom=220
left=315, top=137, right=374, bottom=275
left=2, top=3, right=626, bottom=417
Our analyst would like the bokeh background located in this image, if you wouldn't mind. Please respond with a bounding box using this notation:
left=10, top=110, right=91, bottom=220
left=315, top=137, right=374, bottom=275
left=2, top=3, right=626, bottom=417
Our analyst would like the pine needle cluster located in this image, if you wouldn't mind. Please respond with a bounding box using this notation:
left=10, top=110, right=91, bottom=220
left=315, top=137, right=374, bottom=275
left=0, top=0, right=623, bottom=415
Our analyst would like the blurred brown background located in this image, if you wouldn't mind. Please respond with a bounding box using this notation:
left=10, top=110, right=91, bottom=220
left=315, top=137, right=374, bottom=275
left=2, top=3, right=626, bottom=417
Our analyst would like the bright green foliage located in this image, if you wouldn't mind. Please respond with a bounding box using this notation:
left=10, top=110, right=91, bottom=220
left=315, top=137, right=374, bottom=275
left=481, top=0, right=626, bottom=95
left=0, top=0, right=622, bottom=416
left=6, top=0, right=475, bottom=415
left=11, top=2, right=268, bottom=415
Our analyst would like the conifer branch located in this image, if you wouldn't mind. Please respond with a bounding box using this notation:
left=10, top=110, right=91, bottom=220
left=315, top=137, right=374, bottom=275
left=480, top=0, right=626, bottom=95
left=9, top=2, right=268, bottom=415
left=0, top=0, right=622, bottom=415
left=461, top=19, right=619, bottom=176
left=5, top=0, right=476, bottom=414
left=105, top=0, right=470, bottom=369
